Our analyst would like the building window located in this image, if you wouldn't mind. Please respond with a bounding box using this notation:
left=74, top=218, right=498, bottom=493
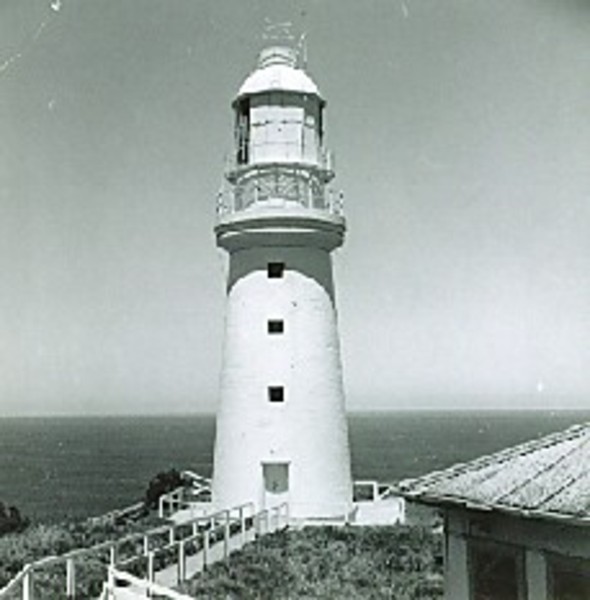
left=549, top=556, right=590, bottom=600
left=236, top=98, right=250, bottom=165
left=470, top=542, right=526, bottom=600
left=267, top=262, right=285, bottom=278
left=268, top=320, right=284, bottom=334
left=268, top=386, right=284, bottom=403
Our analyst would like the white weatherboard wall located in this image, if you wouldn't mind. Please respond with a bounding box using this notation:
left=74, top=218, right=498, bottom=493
left=212, top=244, right=352, bottom=519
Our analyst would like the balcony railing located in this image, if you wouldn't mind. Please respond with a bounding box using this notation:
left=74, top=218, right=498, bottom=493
left=216, top=173, right=344, bottom=218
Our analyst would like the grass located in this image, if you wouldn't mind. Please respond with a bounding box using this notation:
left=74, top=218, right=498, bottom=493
left=180, top=525, right=444, bottom=599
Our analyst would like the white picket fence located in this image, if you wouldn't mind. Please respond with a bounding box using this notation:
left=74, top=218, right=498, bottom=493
left=103, top=503, right=289, bottom=599
left=158, top=472, right=212, bottom=519
left=0, top=502, right=289, bottom=600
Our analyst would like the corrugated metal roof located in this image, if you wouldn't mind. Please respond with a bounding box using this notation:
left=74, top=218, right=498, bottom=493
left=398, top=423, right=590, bottom=524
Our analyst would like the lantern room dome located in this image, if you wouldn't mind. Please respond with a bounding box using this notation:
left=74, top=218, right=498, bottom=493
left=236, top=46, right=322, bottom=101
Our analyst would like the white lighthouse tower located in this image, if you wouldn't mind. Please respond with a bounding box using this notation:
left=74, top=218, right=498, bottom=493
left=212, top=45, right=353, bottom=521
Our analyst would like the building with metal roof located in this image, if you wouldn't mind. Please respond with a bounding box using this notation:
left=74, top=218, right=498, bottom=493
left=398, top=423, right=590, bottom=600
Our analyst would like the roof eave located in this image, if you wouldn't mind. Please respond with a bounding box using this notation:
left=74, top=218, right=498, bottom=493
left=400, top=491, right=590, bottom=528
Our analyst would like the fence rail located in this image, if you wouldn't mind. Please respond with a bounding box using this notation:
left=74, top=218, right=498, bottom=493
left=0, top=501, right=275, bottom=600
left=158, top=475, right=212, bottom=519
left=103, top=503, right=288, bottom=599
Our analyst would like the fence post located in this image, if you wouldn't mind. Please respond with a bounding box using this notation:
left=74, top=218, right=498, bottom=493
left=107, top=566, right=115, bottom=600
left=178, top=541, right=186, bottom=584
left=159, top=495, right=165, bottom=519
left=223, top=511, right=230, bottom=560
left=143, top=535, right=150, bottom=556
left=147, top=552, right=155, bottom=597
left=254, top=512, right=261, bottom=538
left=66, top=557, right=76, bottom=598
left=203, top=529, right=210, bottom=570
left=22, top=567, right=32, bottom=600
left=169, top=527, right=175, bottom=545
left=192, top=520, right=199, bottom=536
left=240, top=506, right=247, bottom=547
left=109, top=542, right=118, bottom=566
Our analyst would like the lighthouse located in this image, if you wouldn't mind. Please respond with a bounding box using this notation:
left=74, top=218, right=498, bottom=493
left=212, top=45, right=353, bottom=520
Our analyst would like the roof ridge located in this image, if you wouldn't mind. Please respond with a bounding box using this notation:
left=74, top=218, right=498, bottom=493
left=399, top=422, right=590, bottom=491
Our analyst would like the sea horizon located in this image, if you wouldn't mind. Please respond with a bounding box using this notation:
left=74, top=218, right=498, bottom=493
left=1, top=398, right=588, bottom=419
left=1, top=408, right=589, bottom=524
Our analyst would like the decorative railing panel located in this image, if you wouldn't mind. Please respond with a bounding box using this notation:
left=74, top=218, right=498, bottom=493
left=216, top=167, right=344, bottom=218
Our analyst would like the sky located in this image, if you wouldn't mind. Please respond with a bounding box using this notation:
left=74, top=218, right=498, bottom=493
left=0, top=0, right=588, bottom=416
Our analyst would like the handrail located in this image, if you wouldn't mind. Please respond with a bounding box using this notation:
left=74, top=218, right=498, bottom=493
left=104, top=502, right=288, bottom=598
left=353, top=479, right=400, bottom=502
left=88, top=501, right=145, bottom=525
left=158, top=480, right=212, bottom=519
left=0, top=564, right=31, bottom=596
left=115, top=503, right=256, bottom=570
left=181, top=471, right=211, bottom=487
left=0, top=502, right=288, bottom=598
left=0, top=502, right=255, bottom=599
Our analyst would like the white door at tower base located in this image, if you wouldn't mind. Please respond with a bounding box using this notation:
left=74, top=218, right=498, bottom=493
left=262, top=463, right=289, bottom=509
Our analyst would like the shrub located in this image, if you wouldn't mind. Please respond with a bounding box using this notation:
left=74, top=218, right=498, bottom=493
left=144, top=469, right=183, bottom=510
left=0, top=502, right=30, bottom=536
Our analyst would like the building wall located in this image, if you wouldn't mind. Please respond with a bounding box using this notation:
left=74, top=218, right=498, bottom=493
left=212, top=244, right=353, bottom=518
left=443, top=508, right=590, bottom=600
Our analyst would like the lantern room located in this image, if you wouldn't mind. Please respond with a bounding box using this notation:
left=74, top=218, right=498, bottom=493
left=228, top=46, right=332, bottom=182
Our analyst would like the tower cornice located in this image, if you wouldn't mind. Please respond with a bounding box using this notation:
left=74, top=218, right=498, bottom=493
left=215, top=207, right=345, bottom=253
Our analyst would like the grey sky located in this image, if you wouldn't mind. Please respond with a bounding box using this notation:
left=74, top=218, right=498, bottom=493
left=0, top=0, right=588, bottom=415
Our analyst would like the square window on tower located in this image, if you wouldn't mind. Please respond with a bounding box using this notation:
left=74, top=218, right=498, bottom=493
left=267, top=262, right=285, bottom=278
left=268, top=386, right=284, bottom=403
left=268, top=320, right=284, bottom=334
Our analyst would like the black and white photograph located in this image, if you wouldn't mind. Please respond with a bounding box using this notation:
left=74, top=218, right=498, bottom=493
left=1, top=1, right=589, bottom=598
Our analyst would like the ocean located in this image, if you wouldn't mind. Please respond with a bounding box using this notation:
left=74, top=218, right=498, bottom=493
left=1, top=410, right=588, bottom=524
